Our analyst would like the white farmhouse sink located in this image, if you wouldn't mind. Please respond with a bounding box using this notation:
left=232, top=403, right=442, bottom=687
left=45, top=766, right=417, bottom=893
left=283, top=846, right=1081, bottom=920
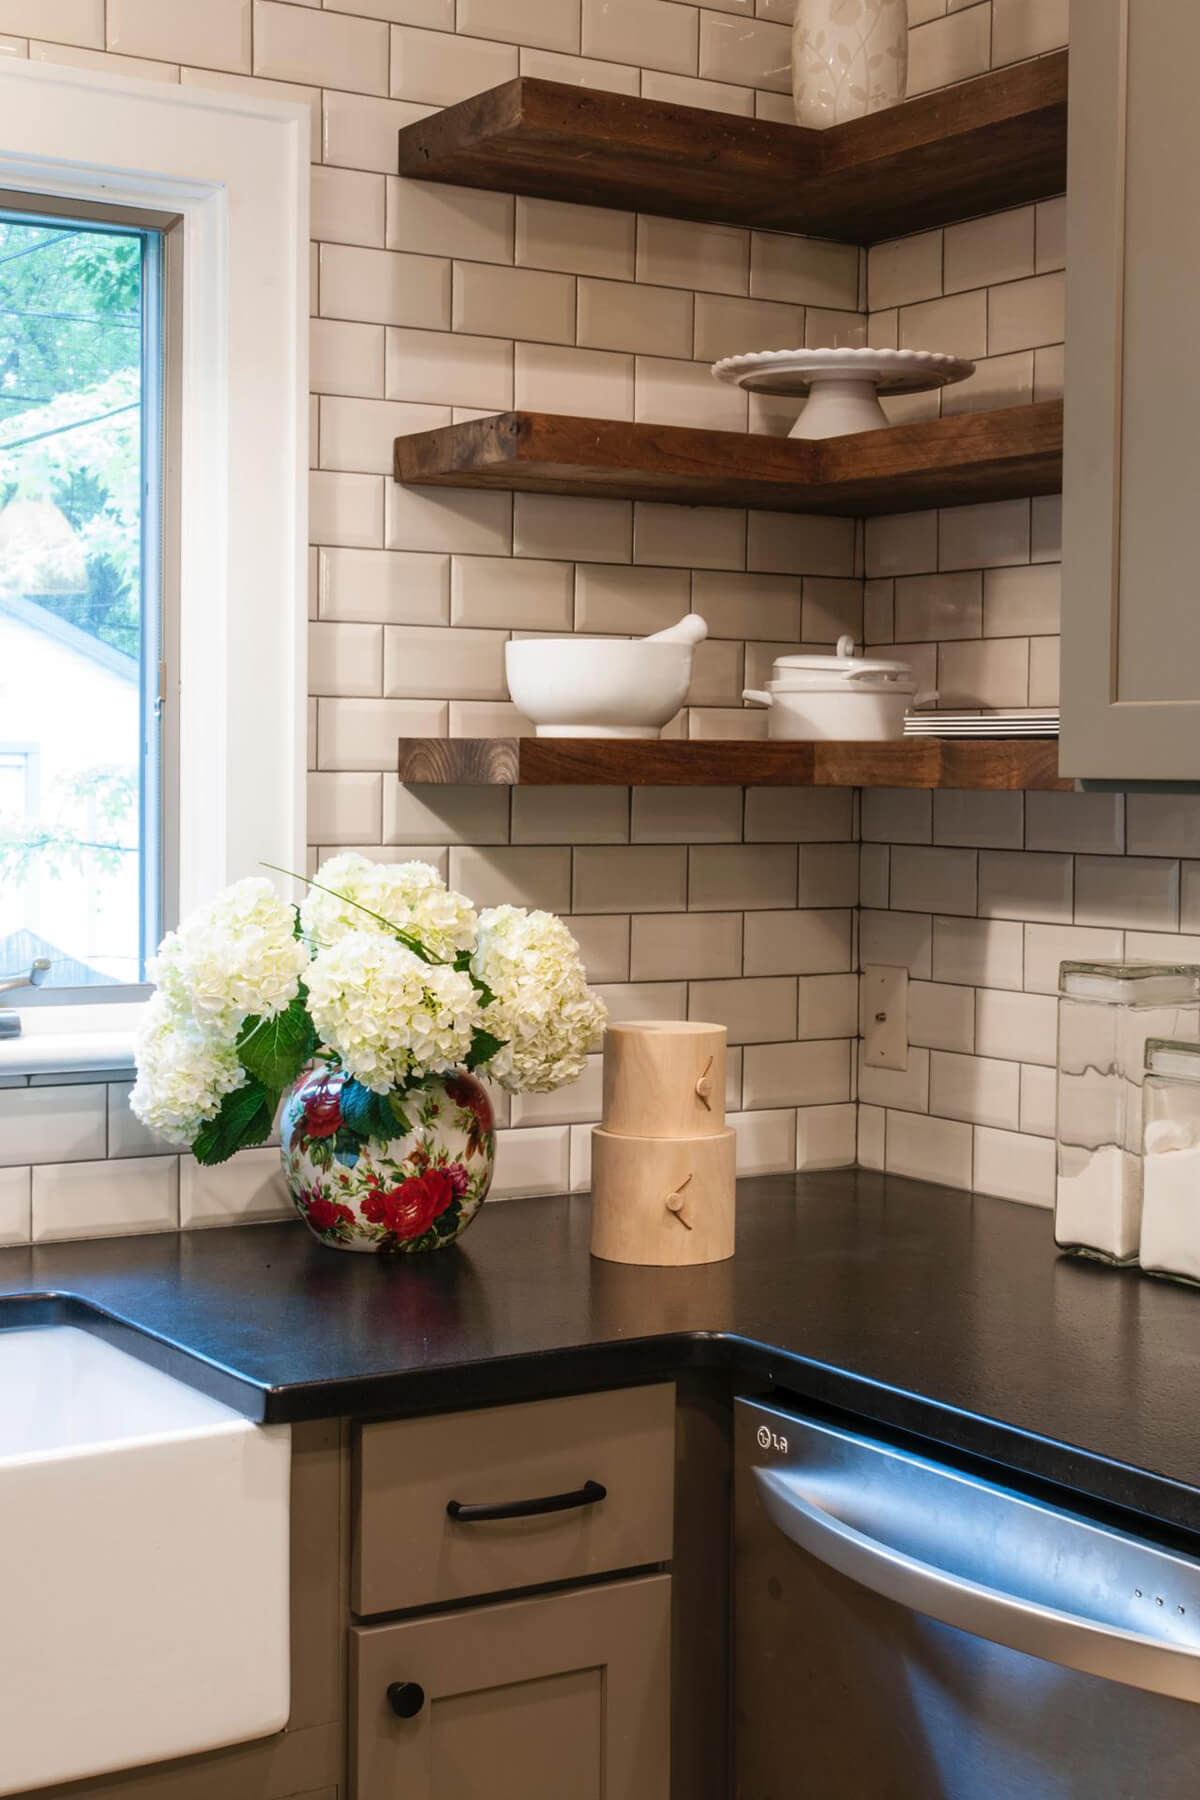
left=0, top=1323, right=291, bottom=1796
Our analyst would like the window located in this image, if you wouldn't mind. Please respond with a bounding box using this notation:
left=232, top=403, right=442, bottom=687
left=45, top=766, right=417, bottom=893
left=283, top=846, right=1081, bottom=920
left=0, top=204, right=170, bottom=994
left=0, top=58, right=308, bottom=1064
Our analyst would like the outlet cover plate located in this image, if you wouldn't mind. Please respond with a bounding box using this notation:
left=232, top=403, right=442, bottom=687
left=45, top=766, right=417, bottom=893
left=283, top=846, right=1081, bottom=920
left=864, top=965, right=909, bottom=1071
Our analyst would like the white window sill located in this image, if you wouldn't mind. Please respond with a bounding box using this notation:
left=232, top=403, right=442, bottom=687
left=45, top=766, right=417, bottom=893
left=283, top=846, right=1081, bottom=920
left=0, top=1031, right=137, bottom=1079
left=0, top=1003, right=143, bottom=1079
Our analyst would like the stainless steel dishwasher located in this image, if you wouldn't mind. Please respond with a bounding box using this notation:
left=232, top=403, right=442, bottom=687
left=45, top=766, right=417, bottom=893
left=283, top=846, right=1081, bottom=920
left=734, top=1397, right=1200, bottom=1798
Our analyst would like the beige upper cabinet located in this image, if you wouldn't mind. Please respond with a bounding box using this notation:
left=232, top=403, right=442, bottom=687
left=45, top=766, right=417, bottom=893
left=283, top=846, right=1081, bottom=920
left=1061, top=0, right=1200, bottom=777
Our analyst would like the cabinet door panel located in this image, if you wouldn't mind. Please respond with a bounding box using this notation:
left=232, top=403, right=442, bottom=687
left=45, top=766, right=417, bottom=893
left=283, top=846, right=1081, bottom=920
left=1062, top=0, right=1200, bottom=774
left=351, top=1575, right=670, bottom=1800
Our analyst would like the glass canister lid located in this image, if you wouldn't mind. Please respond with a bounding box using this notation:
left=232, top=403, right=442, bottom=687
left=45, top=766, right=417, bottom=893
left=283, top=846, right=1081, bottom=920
left=1145, top=1038, right=1200, bottom=1081
left=1059, top=960, right=1200, bottom=1005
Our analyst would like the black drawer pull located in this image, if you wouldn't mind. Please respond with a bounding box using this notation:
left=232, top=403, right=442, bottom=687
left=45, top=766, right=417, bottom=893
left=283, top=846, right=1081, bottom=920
left=387, top=1682, right=426, bottom=1719
left=446, top=1479, right=607, bottom=1524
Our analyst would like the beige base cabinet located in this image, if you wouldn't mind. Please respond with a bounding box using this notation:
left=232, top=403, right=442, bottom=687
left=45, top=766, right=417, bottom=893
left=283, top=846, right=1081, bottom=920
left=351, top=1575, right=672, bottom=1800
left=1062, top=0, right=1200, bottom=776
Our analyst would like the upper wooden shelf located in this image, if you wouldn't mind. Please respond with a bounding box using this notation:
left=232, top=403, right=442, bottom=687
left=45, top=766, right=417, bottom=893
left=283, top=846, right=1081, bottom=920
left=397, top=737, right=1068, bottom=792
left=394, top=55, right=1068, bottom=244
left=395, top=400, right=1063, bottom=517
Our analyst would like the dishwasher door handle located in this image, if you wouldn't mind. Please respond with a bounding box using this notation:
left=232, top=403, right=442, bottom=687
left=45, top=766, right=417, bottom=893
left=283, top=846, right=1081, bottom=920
left=755, top=1465, right=1200, bottom=1705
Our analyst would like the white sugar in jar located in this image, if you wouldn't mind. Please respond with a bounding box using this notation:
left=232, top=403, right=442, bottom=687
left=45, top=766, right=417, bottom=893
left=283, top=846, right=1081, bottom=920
left=1056, top=962, right=1200, bottom=1265
left=1141, top=1040, right=1200, bottom=1286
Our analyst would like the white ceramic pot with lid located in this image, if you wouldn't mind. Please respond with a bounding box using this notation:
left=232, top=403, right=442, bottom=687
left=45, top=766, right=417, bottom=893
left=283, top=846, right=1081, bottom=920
left=743, top=636, right=929, bottom=740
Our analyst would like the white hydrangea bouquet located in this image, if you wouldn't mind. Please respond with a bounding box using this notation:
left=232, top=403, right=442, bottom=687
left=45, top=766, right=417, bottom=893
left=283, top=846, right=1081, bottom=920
left=131, top=855, right=607, bottom=1254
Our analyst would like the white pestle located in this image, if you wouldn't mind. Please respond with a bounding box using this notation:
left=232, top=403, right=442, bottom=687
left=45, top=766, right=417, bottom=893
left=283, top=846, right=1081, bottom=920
left=645, top=613, right=708, bottom=647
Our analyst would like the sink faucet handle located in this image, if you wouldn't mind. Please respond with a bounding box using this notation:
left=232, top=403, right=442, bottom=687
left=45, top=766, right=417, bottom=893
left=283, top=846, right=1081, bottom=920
left=0, top=958, right=51, bottom=996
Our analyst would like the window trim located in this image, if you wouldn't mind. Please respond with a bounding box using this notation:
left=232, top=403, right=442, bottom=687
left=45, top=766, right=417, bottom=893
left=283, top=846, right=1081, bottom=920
left=0, top=60, right=309, bottom=1071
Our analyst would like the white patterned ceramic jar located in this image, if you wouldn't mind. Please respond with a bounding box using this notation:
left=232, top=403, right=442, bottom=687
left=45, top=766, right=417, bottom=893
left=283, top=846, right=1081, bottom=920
left=792, top=0, right=908, bottom=130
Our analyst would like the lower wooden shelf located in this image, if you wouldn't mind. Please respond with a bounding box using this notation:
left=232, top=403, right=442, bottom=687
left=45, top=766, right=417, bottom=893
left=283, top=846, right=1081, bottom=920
left=396, top=737, right=1068, bottom=791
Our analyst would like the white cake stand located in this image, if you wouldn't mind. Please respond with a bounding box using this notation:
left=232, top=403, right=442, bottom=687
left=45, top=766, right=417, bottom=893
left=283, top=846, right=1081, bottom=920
left=712, top=347, right=976, bottom=439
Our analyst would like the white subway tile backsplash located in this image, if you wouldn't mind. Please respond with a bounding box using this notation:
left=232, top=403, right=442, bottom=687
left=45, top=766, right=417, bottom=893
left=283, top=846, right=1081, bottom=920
left=324, top=91, right=433, bottom=174
left=689, top=843, right=797, bottom=911
left=391, top=21, right=517, bottom=102
left=797, top=974, right=858, bottom=1040
left=582, top=0, right=697, bottom=73
left=1126, top=795, right=1200, bottom=860
left=795, top=843, right=859, bottom=907
left=975, top=988, right=1058, bottom=1067
left=387, top=483, right=512, bottom=556
left=32, top=1156, right=179, bottom=1243
left=1, top=0, right=100, bottom=46
left=796, top=1103, right=857, bottom=1170
left=517, top=196, right=635, bottom=280
left=574, top=845, right=688, bottom=913
left=988, top=271, right=1065, bottom=357
left=0, top=1167, right=30, bottom=1246
left=859, top=908, right=933, bottom=979
left=933, top=790, right=1023, bottom=851
left=861, top=788, right=932, bottom=845
left=389, top=178, right=514, bottom=265
left=865, top=511, right=938, bottom=578
left=859, top=1045, right=930, bottom=1114
left=938, top=637, right=1029, bottom=709
left=939, top=499, right=1031, bottom=572
left=894, top=571, right=981, bottom=642
left=384, top=782, right=510, bottom=846
left=933, top=916, right=1024, bottom=991
left=517, top=342, right=634, bottom=419
left=729, top=1108, right=797, bottom=1176
left=1023, top=924, right=1124, bottom=997
left=512, top=787, right=629, bottom=845
left=320, top=245, right=450, bottom=330
left=255, top=1, right=387, bottom=91
left=635, top=354, right=748, bottom=431
left=109, top=0, right=249, bottom=69
left=972, top=1126, right=1054, bottom=1208
left=930, top=1050, right=1020, bottom=1131
left=690, top=977, right=798, bottom=1045
left=515, top=492, right=632, bottom=563
left=908, top=980, right=974, bottom=1054
left=452, top=555, right=573, bottom=630
left=450, top=845, right=572, bottom=912
left=493, top=1125, right=571, bottom=1198
left=308, top=772, right=383, bottom=843
left=868, top=231, right=942, bottom=312
left=641, top=68, right=755, bottom=114
left=1019, top=1063, right=1057, bottom=1140
left=321, top=396, right=449, bottom=474
left=744, top=909, right=852, bottom=976
left=311, top=318, right=385, bottom=399
left=636, top=215, right=749, bottom=296
left=320, top=548, right=449, bottom=625
left=744, top=787, right=853, bottom=843
left=747, top=511, right=856, bottom=578
left=991, top=0, right=1068, bottom=67
left=907, top=3, right=989, bottom=95
left=750, top=233, right=859, bottom=310
left=180, top=1149, right=291, bottom=1229
left=858, top=1104, right=886, bottom=1171
left=459, top=0, right=579, bottom=53
left=1075, top=856, right=1180, bottom=932
left=978, top=850, right=1072, bottom=924
left=454, top=261, right=576, bottom=343
left=0, top=1085, right=107, bottom=1168
left=944, top=207, right=1034, bottom=295
left=630, top=911, right=742, bottom=980
left=744, top=1039, right=850, bottom=1109
left=579, top=277, right=693, bottom=358
left=886, top=1109, right=973, bottom=1189
left=632, top=786, right=743, bottom=843
left=519, top=45, right=641, bottom=91
left=387, top=325, right=513, bottom=410
left=891, top=846, right=977, bottom=917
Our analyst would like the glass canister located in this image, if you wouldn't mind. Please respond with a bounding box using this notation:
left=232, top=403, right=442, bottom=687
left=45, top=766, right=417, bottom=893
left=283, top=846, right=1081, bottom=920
left=1141, top=1039, right=1200, bottom=1285
left=1055, top=963, right=1200, bottom=1263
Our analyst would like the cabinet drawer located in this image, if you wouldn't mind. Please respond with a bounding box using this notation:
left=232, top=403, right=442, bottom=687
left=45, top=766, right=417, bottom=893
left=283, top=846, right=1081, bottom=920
left=354, top=1383, right=675, bottom=1615
left=351, top=1573, right=671, bottom=1800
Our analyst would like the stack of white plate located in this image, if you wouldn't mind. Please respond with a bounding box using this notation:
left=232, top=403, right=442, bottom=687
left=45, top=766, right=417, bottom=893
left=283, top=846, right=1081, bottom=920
left=904, top=710, right=1059, bottom=739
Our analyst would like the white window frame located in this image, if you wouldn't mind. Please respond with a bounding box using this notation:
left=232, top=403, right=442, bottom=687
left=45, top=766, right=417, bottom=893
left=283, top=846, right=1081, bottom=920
left=0, top=59, right=309, bottom=1074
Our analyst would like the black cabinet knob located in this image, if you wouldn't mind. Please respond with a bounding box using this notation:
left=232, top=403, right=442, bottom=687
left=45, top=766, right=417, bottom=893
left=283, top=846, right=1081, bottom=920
left=387, top=1681, right=426, bottom=1720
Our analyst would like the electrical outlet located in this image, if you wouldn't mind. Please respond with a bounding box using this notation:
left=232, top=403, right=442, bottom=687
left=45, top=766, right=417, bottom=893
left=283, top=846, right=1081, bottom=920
left=863, top=965, right=909, bottom=1071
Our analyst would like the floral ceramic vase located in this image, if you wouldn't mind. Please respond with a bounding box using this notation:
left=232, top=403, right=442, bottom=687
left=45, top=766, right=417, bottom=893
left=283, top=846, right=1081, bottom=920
left=280, top=1065, right=495, bottom=1254
left=792, top=0, right=907, bottom=130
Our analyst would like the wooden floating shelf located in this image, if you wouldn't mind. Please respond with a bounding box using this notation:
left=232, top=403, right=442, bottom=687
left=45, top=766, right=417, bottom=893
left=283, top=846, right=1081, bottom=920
left=395, top=401, right=1063, bottom=517
left=395, top=56, right=1067, bottom=243
left=396, top=737, right=1069, bottom=792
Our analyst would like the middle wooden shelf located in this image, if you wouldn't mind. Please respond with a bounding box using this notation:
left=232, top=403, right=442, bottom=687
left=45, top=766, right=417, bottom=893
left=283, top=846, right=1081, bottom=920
left=393, top=400, right=1063, bottom=517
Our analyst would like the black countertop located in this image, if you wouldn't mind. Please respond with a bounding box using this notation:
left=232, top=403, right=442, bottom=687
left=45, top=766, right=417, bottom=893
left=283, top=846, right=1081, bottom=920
left=2, top=1170, right=1199, bottom=1536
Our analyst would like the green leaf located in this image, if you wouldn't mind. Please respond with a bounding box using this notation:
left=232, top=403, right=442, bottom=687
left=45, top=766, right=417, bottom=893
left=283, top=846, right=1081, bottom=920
left=387, top=1090, right=414, bottom=1138
left=465, top=1028, right=505, bottom=1073
left=455, top=949, right=495, bottom=1008
left=340, top=1078, right=396, bottom=1142
left=236, top=990, right=317, bottom=1092
left=193, top=1079, right=275, bottom=1166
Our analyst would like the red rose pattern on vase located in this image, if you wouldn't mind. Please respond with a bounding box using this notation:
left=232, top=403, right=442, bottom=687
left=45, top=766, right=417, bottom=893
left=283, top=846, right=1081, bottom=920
left=279, top=1066, right=495, bottom=1254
